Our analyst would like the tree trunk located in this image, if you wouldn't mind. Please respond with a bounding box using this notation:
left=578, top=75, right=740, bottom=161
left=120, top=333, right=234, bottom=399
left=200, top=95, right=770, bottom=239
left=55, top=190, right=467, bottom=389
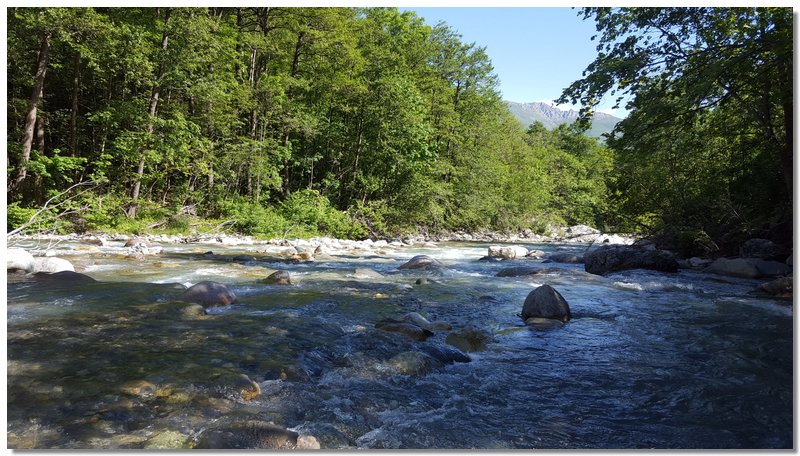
left=70, top=53, right=81, bottom=157
left=11, top=30, right=51, bottom=194
left=128, top=9, right=171, bottom=218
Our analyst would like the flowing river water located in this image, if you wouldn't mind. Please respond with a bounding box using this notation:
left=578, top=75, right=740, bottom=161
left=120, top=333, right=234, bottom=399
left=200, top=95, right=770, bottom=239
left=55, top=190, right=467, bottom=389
left=6, top=239, right=793, bottom=449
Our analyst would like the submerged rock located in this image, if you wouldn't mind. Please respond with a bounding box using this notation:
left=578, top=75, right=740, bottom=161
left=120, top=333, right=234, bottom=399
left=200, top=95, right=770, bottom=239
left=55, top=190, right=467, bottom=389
left=524, top=317, right=567, bottom=329
left=262, top=270, right=292, bottom=285
left=351, top=268, right=385, bottom=280
left=7, top=248, right=35, bottom=272
left=398, top=255, right=444, bottom=270
left=445, top=328, right=494, bottom=353
left=375, top=320, right=433, bottom=341
left=403, top=312, right=452, bottom=331
left=144, top=431, right=191, bottom=449
left=181, top=281, right=237, bottom=307
left=196, top=421, right=319, bottom=449
left=584, top=245, right=678, bottom=275
left=522, top=284, right=571, bottom=322
left=758, top=276, right=792, bottom=298
left=418, top=344, right=471, bottom=364
left=388, top=351, right=441, bottom=376
left=213, top=372, right=261, bottom=401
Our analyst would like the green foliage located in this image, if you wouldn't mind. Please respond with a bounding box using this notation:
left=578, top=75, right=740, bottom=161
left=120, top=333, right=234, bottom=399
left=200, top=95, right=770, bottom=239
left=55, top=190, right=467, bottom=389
left=280, top=190, right=367, bottom=239
left=7, top=203, right=39, bottom=231
left=8, top=7, right=639, bottom=239
left=560, top=7, right=792, bottom=243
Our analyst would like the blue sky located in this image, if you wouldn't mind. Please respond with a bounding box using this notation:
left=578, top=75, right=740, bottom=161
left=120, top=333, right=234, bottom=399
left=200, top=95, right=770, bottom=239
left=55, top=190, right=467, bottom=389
left=404, top=7, right=628, bottom=117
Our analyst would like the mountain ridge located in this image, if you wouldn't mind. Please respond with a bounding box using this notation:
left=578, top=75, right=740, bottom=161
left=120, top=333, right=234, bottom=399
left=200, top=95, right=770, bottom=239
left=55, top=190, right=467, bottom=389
left=506, top=101, right=622, bottom=138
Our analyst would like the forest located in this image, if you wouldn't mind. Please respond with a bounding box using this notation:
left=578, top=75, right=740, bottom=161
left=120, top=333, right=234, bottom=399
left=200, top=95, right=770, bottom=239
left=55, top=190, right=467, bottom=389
left=6, top=7, right=793, bottom=255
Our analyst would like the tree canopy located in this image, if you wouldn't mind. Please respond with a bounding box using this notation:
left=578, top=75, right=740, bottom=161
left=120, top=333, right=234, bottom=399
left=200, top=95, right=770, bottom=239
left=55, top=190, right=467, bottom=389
left=559, top=7, right=793, bottom=251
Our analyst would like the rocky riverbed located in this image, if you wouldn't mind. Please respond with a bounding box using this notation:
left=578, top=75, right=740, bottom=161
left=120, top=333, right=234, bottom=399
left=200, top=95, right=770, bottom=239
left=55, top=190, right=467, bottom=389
left=5, top=227, right=793, bottom=449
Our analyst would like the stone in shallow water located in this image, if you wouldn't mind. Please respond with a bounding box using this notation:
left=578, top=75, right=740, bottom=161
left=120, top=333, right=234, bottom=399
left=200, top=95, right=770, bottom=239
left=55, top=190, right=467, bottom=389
left=375, top=320, right=433, bottom=341
left=262, top=270, right=292, bottom=285
left=144, top=430, right=190, bottom=449
left=398, top=255, right=444, bottom=270
left=521, top=284, right=571, bottom=322
left=388, top=351, right=441, bottom=376
left=445, top=328, right=494, bottom=352
left=181, top=281, right=237, bottom=308
left=196, top=421, right=318, bottom=449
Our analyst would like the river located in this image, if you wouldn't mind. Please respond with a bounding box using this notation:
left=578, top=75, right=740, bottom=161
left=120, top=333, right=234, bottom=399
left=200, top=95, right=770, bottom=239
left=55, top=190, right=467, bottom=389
left=6, top=239, right=793, bottom=449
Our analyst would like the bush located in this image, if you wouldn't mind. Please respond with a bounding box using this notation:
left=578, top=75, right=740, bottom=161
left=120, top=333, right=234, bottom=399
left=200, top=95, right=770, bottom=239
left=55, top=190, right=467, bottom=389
left=7, top=203, right=40, bottom=232
left=280, top=189, right=367, bottom=239
left=216, top=197, right=291, bottom=238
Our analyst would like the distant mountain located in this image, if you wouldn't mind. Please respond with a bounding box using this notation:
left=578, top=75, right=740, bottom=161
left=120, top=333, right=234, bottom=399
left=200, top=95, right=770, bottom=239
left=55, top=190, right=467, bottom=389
left=506, top=101, right=622, bottom=138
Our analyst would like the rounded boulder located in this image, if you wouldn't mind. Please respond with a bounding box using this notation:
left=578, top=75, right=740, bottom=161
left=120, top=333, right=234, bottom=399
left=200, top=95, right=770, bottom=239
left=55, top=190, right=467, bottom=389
left=181, top=281, right=237, bottom=308
left=398, top=255, right=444, bottom=270
left=521, top=284, right=571, bottom=322
left=7, top=248, right=35, bottom=272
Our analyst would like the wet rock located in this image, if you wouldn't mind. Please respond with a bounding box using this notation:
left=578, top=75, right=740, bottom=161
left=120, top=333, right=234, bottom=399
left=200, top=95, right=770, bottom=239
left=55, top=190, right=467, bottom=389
left=120, top=379, right=157, bottom=397
left=181, top=281, right=237, bottom=308
left=403, top=312, right=452, bottom=331
left=478, top=256, right=505, bottom=263
left=758, top=276, right=792, bottom=298
left=705, top=258, right=760, bottom=279
left=414, top=278, right=432, bottom=285
left=752, top=259, right=792, bottom=278
left=418, top=344, right=471, bottom=364
left=546, top=252, right=584, bottom=264
left=196, top=421, right=318, bottom=449
left=32, top=270, right=96, bottom=284
left=388, top=351, right=441, bottom=376
left=351, top=268, right=384, bottom=280
left=488, top=245, right=528, bottom=259
left=584, top=245, right=678, bottom=275
left=522, top=284, right=571, bottom=322
left=233, top=254, right=257, bottom=262
left=124, top=237, right=150, bottom=248
left=180, top=303, right=207, bottom=320
left=144, top=430, right=190, bottom=449
left=262, top=270, right=292, bottom=285
left=375, top=320, right=433, bottom=341
left=213, top=372, right=261, bottom=401
left=496, top=266, right=541, bottom=277
left=445, top=328, right=494, bottom=353
left=740, top=238, right=780, bottom=259
left=398, top=255, right=444, bottom=270
left=526, top=249, right=546, bottom=258
left=524, top=317, right=567, bottom=329
left=32, top=257, right=75, bottom=273
left=6, top=247, right=34, bottom=272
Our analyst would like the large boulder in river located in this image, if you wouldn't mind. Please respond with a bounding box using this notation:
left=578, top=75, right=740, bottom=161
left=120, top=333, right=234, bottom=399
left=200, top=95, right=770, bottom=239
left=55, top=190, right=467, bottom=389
left=488, top=245, right=529, bottom=259
left=705, top=257, right=791, bottom=279
left=398, top=255, right=444, bottom=270
left=181, top=281, right=237, bottom=308
left=7, top=248, right=35, bottom=272
left=32, top=257, right=75, bottom=273
left=521, top=284, right=571, bottom=322
left=584, top=245, right=678, bottom=275
left=196, top=421, right=319, bottom=449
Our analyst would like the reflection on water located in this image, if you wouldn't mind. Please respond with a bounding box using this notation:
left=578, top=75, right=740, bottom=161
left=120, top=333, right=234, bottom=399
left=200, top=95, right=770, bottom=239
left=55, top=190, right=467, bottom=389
left=6, top=241, right=792, bottom=448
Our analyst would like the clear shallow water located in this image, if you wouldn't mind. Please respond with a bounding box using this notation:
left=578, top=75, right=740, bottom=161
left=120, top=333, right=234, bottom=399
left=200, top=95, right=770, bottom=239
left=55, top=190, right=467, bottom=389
left=6, top=241, right=793, bottom=448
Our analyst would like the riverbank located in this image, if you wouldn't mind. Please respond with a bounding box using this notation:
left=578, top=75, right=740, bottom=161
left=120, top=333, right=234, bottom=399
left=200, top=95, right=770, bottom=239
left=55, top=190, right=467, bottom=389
left=6, top=223, right=638, bottom=250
